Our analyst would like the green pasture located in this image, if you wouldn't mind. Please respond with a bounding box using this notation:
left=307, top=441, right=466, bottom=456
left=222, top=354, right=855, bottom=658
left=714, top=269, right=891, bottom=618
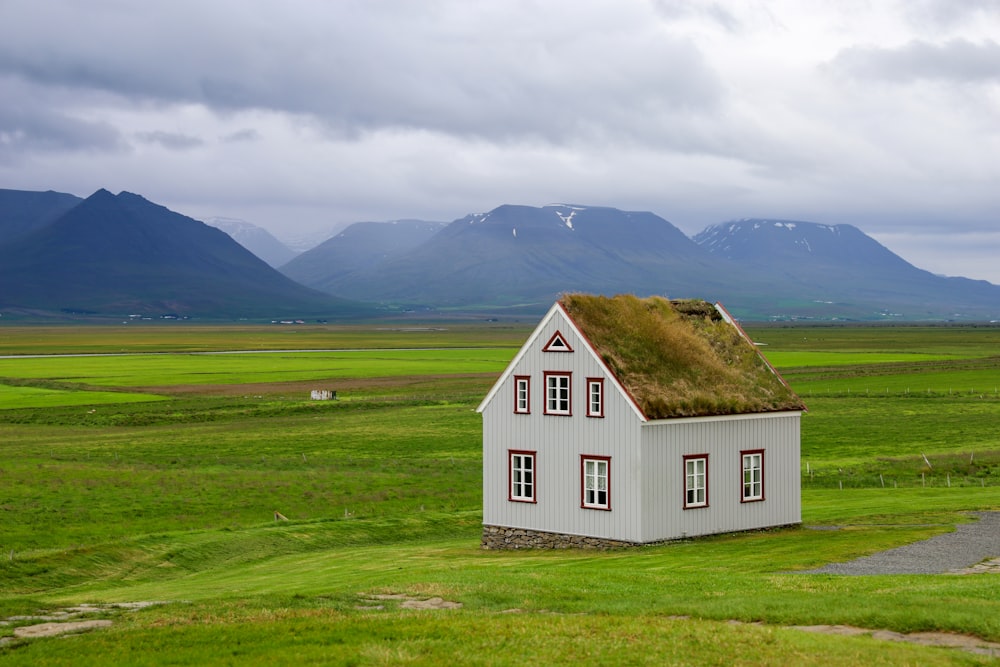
left=0, top=349, right=512, bottom=392
left=762, top=350, right=965, bottom=368
left=1, top=324, right=999, bottom=665
left=0, top=384, right=165, bottom=410
left=0, top=323, right=530, bottom=355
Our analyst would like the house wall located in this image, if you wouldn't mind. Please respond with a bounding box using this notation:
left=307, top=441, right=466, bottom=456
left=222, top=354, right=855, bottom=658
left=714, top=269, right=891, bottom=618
left=482, top=310, right=645, bottom=543
left=639, top=411, right=801, bottom=542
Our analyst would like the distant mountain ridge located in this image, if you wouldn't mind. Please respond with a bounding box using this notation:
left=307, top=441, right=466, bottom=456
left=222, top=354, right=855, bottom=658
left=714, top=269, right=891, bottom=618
left=693, top=218, right=1000, bottom=319
left=280, top=219, right=447, bottom=293
left=286, top=204, right=732, bottom=308
left=694, top=218, right=914, bottom=269
left=204, top=217, right=299, bottom=268
left=285, top=206, right=1000, bottom=321
left=0, top=188, right=82, bottom=245
left=3, top=189, right=998, bottom=321
left=0, top=189, right=368, bottom=319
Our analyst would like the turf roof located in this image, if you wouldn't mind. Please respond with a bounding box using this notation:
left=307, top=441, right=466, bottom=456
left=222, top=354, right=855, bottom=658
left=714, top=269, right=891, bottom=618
left=559, top=293, right=805, bottom=420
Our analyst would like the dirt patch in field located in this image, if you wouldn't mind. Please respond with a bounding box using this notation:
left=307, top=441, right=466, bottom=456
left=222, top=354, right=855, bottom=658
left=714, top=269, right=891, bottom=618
left=357, top=593, right=462, bottom=611
left=128, top=373, right=494, bottom=397
left=950, top=557, right=1000, bottom=574
left=791, top=624, right=1000, bottom=657
left=13, top=620, right=112, bottom=639
left=0, top=602, right=170, bottom=647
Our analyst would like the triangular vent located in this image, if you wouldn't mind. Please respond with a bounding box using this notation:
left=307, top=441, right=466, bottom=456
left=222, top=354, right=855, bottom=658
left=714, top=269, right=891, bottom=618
left=543, top=330, right=573, bottom=352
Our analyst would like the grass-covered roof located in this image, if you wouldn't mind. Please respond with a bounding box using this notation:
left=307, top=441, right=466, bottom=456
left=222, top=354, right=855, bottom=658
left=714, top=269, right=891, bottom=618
left=559, top=293, right=805, bottom=419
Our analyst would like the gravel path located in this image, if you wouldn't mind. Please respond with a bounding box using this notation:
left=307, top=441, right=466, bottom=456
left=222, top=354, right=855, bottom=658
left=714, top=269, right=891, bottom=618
left=804, top=512, right=1000, bottom=575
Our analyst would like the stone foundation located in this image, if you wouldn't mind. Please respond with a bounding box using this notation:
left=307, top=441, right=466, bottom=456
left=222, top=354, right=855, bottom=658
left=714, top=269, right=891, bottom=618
left=481, top=523, right=801, bottom=550
left=481, top=525, right=637, bottom=550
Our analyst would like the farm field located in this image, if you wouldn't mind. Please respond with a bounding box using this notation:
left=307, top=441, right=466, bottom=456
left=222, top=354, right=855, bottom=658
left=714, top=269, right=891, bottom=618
left=1, top=323, right=999, bottom=665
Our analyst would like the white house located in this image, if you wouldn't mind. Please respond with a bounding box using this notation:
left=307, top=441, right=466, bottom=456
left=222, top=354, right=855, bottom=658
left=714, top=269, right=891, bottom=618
left=477, top=294, right=806, bottom=549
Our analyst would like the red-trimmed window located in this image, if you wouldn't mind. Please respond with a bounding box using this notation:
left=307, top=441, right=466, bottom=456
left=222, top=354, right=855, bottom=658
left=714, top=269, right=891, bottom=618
left=544, top=371, right=572, bottom=415
left=513, top=376, right=530, bottom=414
left=586, top=377, right=604, bottom=418
left=542, top=330, right=573, bottom=352
left=741, top=450, right=764, bottom=502
left=509, top=450, right=536, bottom=503
left=684, top=454, right=708, bottom=509
left=581, top=455, right=610, bottom=509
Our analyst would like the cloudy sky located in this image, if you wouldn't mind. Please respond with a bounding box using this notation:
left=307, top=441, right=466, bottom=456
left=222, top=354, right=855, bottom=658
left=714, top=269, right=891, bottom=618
left=1, top=1, right=998, bottom=281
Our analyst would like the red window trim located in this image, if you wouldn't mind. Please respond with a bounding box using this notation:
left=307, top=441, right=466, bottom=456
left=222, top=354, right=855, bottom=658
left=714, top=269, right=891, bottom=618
left=508, top=450, right=537, bottom=503
left=740, top=449, right=766, bottom=503
left=580, top=454, right=611, bottom=511
left=542, top=330, right=574, bottom=352
left=683, top=454, right=709, bottom=510
left=513, top=375, right=531, bottom=414
left=585, top=377, right=605, bottom=418
left=543, top=371, right=572, bottom=416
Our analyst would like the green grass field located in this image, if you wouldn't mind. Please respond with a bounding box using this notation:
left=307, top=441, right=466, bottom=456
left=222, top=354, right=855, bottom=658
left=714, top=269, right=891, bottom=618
left=1, top=323, right=998, bottom=665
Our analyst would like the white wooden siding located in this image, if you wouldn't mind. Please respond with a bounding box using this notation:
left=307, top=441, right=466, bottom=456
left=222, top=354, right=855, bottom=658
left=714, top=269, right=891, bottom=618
left=639, top=412, right=801, bottom=541
left=482, top=309, right=644, bottom=542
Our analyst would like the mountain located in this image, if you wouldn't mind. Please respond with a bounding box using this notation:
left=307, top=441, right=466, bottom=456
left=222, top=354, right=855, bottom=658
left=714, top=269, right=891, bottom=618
left=694, top=219, right=1000, bottom=320
left=204, top=217, right=299, bottom=268
left=4, top=191, right=997, bottom=321
left=290, top=204, right=731, bottom=308
left=694, top=219, right=915, bottom=269
left=0, top=189, right=370, bottom=319
left=279, top=224, right=353, bottom=254
left=280, top=219, right=447, bottom=292
left=283, top=206, right=1000, bottom=321
left=0, top=189, right=82, bottom=246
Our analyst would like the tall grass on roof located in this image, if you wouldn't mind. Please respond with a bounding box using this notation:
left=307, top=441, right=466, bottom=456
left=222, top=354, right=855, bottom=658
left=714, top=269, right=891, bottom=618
left=560, top=294, right=804, bottom=419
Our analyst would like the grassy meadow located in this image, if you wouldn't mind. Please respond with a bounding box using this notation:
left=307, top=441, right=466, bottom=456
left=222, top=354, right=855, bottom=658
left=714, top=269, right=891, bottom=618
left=0, top=322, right=998, bottom=665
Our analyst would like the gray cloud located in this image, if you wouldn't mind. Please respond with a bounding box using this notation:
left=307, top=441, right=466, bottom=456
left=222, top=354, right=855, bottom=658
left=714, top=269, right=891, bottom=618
left=0, top=1, right=997, bottom=283
left=221, top=128, right=261, bottom=143
left=135, top=131, right=204, bottom=150
left=651, top=0, right=741, bottom=32
left=0, top=81, right=126, bottom=158
left=902, top=0, right=1000, bottom=30
left=0, top=1, right=724, bottom=149
left=831, top=38, right=1000, bottom=83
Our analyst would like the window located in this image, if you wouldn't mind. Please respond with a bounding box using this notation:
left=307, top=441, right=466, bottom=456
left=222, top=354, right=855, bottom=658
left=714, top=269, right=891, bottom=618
left=684, top=455, right=708, bottom=508
left=509, top=450, right=536, bottom=502
left=581, top=456, right=610, bottom=509
left=514, top=376, right=530, bottom=414
left=586, top=377, right=604, bottom=418
left=741, top=450, right=764, bottom=502
left=544, top=371, right=571, bottom=415
left=543, top=330, right=573, bottom=352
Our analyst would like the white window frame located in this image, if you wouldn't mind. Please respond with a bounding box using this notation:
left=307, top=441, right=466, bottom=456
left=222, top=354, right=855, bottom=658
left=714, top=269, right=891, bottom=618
left=684, top=455, right=708, bottom=509
left=586, top=377, right=604, bottom=418
left=509, top=450, right=536, bottom=503
left=514, top=375, right=530, bottom=414
left=544, top=371, right=572, bottom=415
left=581, top=455, right=610, bottom=510
left=741, top=450, right=764, bottom=502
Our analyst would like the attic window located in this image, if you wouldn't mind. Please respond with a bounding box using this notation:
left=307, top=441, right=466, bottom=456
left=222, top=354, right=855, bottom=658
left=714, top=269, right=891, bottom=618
left=586, top=378, right=604, bottom=418
left=543, top=331, right=573, bottom=352
left=544, top=372, right=572, bottom=415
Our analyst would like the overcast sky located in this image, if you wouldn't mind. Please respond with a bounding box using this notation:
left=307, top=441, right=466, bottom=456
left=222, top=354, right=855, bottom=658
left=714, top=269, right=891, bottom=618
left=1, top=1, right=998, bottom=281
